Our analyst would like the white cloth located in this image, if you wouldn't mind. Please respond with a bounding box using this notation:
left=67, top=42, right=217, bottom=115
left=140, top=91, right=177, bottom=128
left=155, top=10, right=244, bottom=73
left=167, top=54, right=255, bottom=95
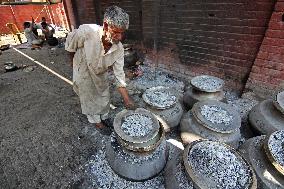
left=65, top=24, right=126, bottom=123
left=24, top=28, right=42, bottom=45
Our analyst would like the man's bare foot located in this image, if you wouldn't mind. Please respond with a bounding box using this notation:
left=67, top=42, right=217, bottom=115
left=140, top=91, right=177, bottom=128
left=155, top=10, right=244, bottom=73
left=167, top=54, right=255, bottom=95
left=95, top=122, right=105, bottom=129
left=95, top=122, right=112, bottom=136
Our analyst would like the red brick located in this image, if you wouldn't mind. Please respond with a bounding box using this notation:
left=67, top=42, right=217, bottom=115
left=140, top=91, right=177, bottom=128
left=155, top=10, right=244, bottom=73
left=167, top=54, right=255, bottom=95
left=260, top=45, right=284, bottom=54
left=270, top=12, right=283, bottom=22
left=267, top=53, right=284, bottom=63
left=274, top=2, right=284, bottom=12
left=256, top=51, right=269, bottom=59
left=265, top=30, right=284, bottom=39
left=262, top=37, right=284, bottom=46
left=268, top=21, right=284, bottom=30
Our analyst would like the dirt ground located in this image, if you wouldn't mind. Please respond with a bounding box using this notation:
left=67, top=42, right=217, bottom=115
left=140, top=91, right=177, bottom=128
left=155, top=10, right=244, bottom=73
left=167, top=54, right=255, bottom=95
left=0, top=44, right=262, bottom=189
left=0, top=45, right=106, bottom=188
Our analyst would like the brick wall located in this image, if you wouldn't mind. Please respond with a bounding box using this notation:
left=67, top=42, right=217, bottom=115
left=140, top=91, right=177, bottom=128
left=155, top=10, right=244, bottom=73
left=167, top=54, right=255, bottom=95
left=101, top=0, right=142, bottom=40
left=71, top=0, right=142, bottom=40
left=59, top=0, right=281, bottom=94
left=70, top=0, right=97, bottom=26
left=0, top=3, right=68, bottom=34
left=142, top=0, right=276, bottom=91
left=245, top=0, right=284, bottom=97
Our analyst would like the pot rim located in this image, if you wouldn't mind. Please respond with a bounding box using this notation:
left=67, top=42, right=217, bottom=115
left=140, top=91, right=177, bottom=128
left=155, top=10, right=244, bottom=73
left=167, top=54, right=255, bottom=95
left=183, top=139, right=257, bottom=189
left=113, top=108, right=160, bottom=143
left=142, top=86, right=177, bottom=110
left=263, top=131, right=284, bottom=176
left=191, top=100, right=241, bottom=134
left=190, top=75, right=224, bottom=93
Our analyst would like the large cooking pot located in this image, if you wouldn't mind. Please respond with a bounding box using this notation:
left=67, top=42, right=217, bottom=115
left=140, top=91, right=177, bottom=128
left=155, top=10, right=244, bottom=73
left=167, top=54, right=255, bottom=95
left=113, top=108, right=162, bottom=152
left=239, top=136, right=284, bottom=189
left=180, top=100, right=241, bottom=148
left=184, top=140, right=257, bottom=189
left=249, top=100, right=284, bottom=135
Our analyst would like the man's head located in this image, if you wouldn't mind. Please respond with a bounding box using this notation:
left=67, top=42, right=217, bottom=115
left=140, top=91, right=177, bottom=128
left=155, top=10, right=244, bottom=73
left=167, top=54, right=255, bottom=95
left=23, top=22, right=30, bottom=29
left=42, top=17, right=46, bottom=22
left=103, top=6, right=129, bottom=44
left=41, top=22, right=48, bottom=29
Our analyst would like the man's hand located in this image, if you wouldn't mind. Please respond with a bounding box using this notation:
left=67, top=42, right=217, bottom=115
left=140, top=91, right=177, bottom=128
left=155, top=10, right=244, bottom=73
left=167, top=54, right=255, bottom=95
left=117, top=87, right=136, bottom=110
left=124, top=98, right=136, bottom=110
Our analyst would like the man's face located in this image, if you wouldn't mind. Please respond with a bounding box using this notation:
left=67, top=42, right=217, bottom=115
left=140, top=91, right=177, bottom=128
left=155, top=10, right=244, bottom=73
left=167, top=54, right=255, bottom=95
left=105, top=24, right=125, bottom=44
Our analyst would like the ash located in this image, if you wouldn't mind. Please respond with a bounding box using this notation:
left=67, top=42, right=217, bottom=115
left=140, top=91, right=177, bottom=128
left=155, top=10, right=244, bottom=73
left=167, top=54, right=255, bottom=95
left=144, top=90, right=176, bottom=109
left=121, top=113, right=153, bottom=137
left=268, top=130, right=284, bottom=167
left=130, top=66, right=184, bottom=93
left=200, top=105, right=233, bottom=125
left=188, top=141, right=251, bottom=189
left=85, top=149, right=165, bottom=189
left=110, top=133, right=167, bottom=164
left=191, top=75, right=223, bottom=91
left=175, top=163, right=194, bottom=189
left=228, top=98, right=258, bottom=121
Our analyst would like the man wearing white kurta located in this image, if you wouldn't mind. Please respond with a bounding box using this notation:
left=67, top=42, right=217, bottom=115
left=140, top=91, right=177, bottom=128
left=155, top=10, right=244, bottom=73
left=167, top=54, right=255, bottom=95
left=65, top=6, right=134, bottom=130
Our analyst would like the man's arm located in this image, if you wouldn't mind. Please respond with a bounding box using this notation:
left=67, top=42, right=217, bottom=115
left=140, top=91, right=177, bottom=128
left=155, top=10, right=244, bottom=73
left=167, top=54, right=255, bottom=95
left=69, top=52, right=75, bottom=66
left=31, top=17, right=34, bottom=30
left=113, top=52, right=136, bottom=109
left=117, top=87, right=135, bottom=109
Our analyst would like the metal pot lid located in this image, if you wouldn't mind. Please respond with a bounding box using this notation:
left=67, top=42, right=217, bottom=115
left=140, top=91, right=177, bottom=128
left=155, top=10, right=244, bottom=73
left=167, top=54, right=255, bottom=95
left=273, top=91, right=284, bottom=115
left=113, top=108, right=160, bottom=144
left=192, top=100, right=241, bottom=134
left=142, top=86, right=177, bottom=110
left=190, top=75, right=224, bottom=92
left=264, top=130, right=284, bottom=175
left=116, top=125, right=165, bottom=152
left=183, top=140, right=257, bottom=189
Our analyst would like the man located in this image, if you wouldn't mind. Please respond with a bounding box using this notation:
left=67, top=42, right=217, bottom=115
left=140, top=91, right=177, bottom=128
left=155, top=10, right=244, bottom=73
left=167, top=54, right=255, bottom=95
left=23, top=17, right=43, bottom=48
left=41, top=21, right=55, bottom=39
left=41, top=22, right=58, bottom=46
left=65, top=6, right=135, bottom=131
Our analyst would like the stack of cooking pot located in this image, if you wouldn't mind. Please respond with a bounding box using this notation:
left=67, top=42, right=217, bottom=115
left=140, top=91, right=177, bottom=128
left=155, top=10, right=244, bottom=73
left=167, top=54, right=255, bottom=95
left=183, top=75, right=225, bottom=110
left=239, top=130, right=284, bottom=188
left=180, top=100, right=241, bottom=148
left=142, top=86, right=184, bottom=132
left=106, top=108, right=168, bottom=181
left=249, top=91, right=284, bottom=135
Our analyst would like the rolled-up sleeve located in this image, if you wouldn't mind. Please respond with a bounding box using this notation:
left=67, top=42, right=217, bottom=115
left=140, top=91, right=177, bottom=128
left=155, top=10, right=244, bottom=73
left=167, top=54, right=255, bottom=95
left=65, top=27, right=85, bottom=52
left=113, top=52, right=127, bottom=88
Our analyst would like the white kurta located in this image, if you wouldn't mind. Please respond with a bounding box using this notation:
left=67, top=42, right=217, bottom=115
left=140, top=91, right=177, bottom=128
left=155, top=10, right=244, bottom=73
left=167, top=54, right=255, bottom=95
left=65, top=24, right=126, bottom=123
